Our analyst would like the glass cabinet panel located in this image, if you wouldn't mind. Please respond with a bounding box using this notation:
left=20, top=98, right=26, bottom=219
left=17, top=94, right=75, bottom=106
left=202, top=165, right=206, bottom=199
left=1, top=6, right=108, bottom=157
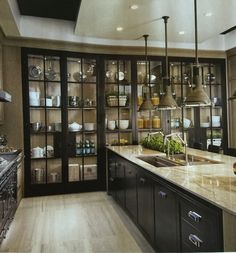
left=28, top=55, right=62, bottom=185
left=67, top=57, right=98, bottom=182
left=137, top=60, right=162, bottom=143
left=169, top=60, right=224, bottom=151
left=105, top=59, right=132, bottom=146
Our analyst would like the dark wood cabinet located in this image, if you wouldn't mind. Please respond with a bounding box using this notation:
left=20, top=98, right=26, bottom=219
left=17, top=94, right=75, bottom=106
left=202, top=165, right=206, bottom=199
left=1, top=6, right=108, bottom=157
left=137, top=170, right=155, bottom=244
left=124, top=162, right=137, bottom=221
left=154, top=181, right=179, bottom=252
left=107, top=149, right=224, bottom=252
left=115, top=157, right=125, bottom=207
left=180, top=195, right=223, bottom=252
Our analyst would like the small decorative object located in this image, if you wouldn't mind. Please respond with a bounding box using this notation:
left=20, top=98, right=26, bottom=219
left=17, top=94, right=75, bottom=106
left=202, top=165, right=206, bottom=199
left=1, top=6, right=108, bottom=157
left=0, top=134, right=7, bottom=147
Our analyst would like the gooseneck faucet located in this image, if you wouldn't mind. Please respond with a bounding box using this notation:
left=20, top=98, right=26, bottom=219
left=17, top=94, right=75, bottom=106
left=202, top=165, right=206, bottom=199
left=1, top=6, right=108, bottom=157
left=147, top=130, right=164, bottom=141
left=164, top=132, right=188, bottom=165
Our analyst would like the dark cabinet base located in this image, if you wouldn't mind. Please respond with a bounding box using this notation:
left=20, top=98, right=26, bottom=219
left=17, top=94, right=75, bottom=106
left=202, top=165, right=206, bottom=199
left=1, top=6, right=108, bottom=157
left=107, top=149, right=223, bottom=253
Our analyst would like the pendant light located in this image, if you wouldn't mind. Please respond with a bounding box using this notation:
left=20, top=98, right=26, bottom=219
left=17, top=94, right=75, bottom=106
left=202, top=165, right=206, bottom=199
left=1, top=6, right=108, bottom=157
left=185, top=0, right=211, bottom=106
left=158, top=16, right=178, bottom=110
left=139, top=34, right=154, bottom=111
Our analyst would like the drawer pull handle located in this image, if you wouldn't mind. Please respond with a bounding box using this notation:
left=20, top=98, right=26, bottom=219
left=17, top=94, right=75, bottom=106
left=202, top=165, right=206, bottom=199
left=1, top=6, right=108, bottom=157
left=109, top=177, right=114, bottom=182
left=158, top=191, right=167, bottom=198
left=188, top=234, right=203, bottom=248
left=188, top=211, right=202, bottom=222
left=139, top=177, right=145, bottom=183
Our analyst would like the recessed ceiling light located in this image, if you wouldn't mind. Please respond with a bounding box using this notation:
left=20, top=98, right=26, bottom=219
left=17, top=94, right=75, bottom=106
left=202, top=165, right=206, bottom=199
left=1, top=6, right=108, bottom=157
left=116, top=26, right=123, bottom=31
left=130, top=4, right=139, bottom=10
left=178, top=31, right=185, bottom=35
left=204, top=12, right=212, bottom=17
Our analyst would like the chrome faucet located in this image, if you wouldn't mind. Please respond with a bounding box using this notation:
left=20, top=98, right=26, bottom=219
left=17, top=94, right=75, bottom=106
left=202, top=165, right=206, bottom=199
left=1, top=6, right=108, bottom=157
left=164, top=132, right=188, bottom=165
left=147, top=130, right=164, bottom=141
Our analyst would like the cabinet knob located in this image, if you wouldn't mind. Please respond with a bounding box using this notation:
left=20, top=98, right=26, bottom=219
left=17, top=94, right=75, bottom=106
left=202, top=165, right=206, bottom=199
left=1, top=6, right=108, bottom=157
left=158, top=191, right=167, bottom=199
left=139, top=177, right=145, bottom=183
left=128, top=170, right=132, bottom=175
left=188, top=234, right=203, bottom=248
left=188, top=210, right=202, bottom=222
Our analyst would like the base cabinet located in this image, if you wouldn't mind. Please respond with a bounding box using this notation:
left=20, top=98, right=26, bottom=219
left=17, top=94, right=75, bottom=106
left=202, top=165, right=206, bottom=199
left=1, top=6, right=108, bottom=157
left=124, top=163, right=137, bottom=221
left=180, top=196, right=223, bottom=252
left=154, top=182, right=179, bottom=252
left=107, top=150, right=223, bottom=252
left=137, top=170, right=154, bottom=244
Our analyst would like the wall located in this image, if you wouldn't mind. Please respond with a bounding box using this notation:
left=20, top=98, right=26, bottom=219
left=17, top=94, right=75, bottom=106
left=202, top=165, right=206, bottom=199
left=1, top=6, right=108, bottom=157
left=0, top=45, right=23, bottom=149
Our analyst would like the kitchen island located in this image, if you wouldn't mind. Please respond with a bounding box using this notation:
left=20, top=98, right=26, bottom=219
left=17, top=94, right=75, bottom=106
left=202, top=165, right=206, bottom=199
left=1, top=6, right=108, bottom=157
left=107, top=145, right=236, bottom=252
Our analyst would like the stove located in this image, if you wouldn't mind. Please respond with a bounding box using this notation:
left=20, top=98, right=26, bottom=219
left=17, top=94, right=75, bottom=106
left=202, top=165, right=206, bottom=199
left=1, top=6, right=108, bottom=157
left=0, top=157, right=9, bottom=169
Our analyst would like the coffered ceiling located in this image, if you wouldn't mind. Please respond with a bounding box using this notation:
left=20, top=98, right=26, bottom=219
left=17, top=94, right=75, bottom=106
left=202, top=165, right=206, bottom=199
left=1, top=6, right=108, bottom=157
left=0, top=0, right=235, bottom=50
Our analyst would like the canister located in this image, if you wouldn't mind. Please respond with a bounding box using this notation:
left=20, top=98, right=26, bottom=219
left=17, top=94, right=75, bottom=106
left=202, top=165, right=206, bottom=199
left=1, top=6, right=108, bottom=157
left=152, top=116, right=160, bottom=129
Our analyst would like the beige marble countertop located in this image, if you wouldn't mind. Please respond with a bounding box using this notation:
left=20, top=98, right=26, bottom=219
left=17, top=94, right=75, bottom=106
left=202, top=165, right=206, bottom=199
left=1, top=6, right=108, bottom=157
left=107, top=145, right=236, bottom=215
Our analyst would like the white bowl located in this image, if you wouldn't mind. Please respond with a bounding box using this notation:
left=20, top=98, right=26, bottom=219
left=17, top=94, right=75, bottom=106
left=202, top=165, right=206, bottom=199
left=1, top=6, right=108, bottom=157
left=183, top=118, right=191, bottom=128
left=116, top=120, right=129, bottom=129
left=211, top=116, right=220, bottom=123
left=30, top=98, right=40, bottom=106
left=200, top=122, right=210, bottom=128
left=68, top=122, right=82, bottom=131
left=84, top=123, right=95, bottom=131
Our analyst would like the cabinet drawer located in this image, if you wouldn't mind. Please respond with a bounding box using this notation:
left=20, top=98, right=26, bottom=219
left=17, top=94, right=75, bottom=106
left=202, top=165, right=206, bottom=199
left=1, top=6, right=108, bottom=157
left=181, top=220, right=219, bottom=252
left=180, top=198, right=219, bottom=231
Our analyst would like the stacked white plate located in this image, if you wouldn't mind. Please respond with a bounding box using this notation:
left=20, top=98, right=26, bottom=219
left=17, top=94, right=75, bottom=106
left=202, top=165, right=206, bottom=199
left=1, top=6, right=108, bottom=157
left=211, top=116, right=221, bottom=127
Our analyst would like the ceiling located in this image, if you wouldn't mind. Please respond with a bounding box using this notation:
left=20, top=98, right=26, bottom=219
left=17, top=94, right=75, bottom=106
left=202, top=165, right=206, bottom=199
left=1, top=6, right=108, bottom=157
left=16, top=0, right=81, bottom=21
left=0, top=0, right=236, bottom=50
left=76, top=0, right=236, bottom=43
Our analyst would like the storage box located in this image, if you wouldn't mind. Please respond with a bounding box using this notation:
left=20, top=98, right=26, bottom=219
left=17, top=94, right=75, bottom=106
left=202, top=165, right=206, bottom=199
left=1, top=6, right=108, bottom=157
left=69, top=163, right=80, bottom=181
left=81, top=164, right=97, bottom=180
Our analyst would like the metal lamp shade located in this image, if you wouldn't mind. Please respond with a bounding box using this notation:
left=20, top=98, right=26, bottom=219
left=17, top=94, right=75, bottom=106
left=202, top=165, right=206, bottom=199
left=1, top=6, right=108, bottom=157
left=139, top=98, right=154, bottom=111
left=158, top=85, right=178, bottom=109
left=185, top=0, right=211, bottom=106
left=185, top=67, right=211, bottom=106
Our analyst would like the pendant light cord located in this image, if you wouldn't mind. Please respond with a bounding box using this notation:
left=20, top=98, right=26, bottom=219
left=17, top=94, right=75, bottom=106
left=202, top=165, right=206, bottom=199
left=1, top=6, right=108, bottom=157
left=194, top=0, right=199, bottom=65
left=143, top=34, right=149, bottom=86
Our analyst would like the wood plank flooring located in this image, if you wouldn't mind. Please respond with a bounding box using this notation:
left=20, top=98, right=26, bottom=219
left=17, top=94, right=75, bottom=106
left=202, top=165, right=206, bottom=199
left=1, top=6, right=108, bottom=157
left=0, top=192, right=155, bottom=253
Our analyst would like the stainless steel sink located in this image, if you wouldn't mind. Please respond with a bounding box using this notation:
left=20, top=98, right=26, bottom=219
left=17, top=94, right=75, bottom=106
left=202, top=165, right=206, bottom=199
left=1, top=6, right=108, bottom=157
left=171, top=153, right=223, bottom=165
left=137, top=154, right=222, bottom=167
left=137, top=155, right=182, bottom=167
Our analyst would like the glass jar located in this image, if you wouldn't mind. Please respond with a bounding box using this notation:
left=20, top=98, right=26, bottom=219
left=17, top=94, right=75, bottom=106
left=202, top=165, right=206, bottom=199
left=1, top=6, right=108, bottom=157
left=152, top=116, right=160, bottom=129
left=151, top=93, right=160, bottom=106
left=143, top=117, right=151, bottom=128
left=137, top=118, right=144, bottom=129
left=137, top=96, right=143, bottom=106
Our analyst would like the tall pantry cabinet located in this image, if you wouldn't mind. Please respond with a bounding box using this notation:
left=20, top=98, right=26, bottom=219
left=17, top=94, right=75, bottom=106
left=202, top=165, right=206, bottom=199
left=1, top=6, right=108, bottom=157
left=22, top=48, right=103, bottom=196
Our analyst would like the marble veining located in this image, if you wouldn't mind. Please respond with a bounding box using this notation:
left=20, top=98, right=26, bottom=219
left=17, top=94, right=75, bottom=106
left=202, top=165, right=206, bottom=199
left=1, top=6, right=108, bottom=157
left=108, top=145, right=236, bottom=215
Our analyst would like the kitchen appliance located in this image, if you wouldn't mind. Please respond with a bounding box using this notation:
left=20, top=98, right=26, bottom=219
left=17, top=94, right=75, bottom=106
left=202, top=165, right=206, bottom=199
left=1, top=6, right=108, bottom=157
left=34, top=168, right=45, bottom=183
left=30, top=122, right=42, bottom=132
left=0, top=90, right=12, bottom=102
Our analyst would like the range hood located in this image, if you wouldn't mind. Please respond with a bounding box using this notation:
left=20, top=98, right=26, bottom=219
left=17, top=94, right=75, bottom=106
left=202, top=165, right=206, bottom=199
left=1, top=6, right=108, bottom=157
left=0, top=90, right=12, bottom=102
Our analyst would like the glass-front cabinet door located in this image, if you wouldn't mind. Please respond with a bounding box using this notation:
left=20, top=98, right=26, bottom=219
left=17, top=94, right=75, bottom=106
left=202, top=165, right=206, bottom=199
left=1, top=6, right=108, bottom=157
left=27, top=54, right=62, bottom=187
left=169, top=59, right=225, bottom=151
left=105, top=59, right=133, bottom=146
left=136, top=60, right=162, bottom=142
left=66, top=57, right=98, bottom=183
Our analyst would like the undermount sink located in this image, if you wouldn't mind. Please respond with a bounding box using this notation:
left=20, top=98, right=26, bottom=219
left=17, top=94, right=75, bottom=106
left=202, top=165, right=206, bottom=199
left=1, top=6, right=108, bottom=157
left=137, top=154, right=222, bottom=167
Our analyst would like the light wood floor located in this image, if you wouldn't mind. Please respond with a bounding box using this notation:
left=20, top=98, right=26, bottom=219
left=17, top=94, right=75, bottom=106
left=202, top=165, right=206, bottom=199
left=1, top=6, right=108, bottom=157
left=0, top=192, right=155, bottom=253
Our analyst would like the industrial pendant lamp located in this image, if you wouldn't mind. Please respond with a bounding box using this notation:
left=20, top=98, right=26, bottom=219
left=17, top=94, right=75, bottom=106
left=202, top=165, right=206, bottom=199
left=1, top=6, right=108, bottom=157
left=139, top=34, right=154, bottom=111
left=158, top=16, right=178, bottom=110
left=185, top=0, right=211, bottom=106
